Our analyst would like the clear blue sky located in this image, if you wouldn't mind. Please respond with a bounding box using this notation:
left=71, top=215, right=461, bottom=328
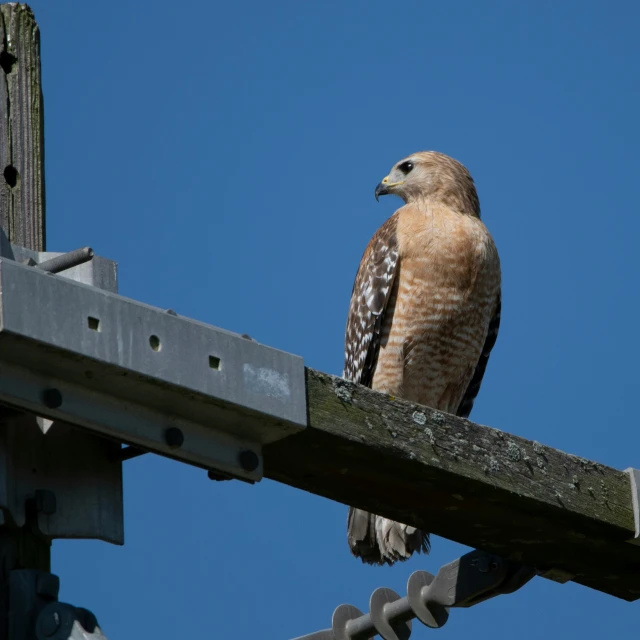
left=26, top=0, right=640, bottom=637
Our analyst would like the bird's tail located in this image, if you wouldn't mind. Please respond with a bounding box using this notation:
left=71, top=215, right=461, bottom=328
left=347, top=507, right=430, bottom=565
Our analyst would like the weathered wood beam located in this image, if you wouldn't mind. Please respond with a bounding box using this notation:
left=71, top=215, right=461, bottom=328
left=0, top=3, right=45, bottom=251
left=264, top=369, right=640, bottom=602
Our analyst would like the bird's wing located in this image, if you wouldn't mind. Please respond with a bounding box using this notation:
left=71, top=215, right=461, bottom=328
left=456, top=293, right=501, bottom=418
left=343, top=214, right=399, bottom=387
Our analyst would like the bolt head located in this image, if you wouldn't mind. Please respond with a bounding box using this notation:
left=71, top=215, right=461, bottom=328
left=208, top=470, right=232, bottom=481
left=40, top=611, right=60, bottom=637
left=41, top=388, right=62, bottom=409
left=164, top=427, right=184, bottom=449
left=238, top=450, right=260, bottom=472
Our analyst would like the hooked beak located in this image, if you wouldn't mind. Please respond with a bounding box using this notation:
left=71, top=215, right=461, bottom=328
left=374, top=176, right=405, bottom=201
left=374, top=182, right=389, bottom=201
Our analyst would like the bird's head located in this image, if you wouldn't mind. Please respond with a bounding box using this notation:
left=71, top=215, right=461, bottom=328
left=374, top=151, right=480, bottom=217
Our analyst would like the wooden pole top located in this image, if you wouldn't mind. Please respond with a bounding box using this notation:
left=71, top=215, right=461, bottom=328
left=0, top=3, right=45, bottom=251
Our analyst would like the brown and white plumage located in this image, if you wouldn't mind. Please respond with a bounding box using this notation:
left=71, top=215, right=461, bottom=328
left=344, top=151, right=501, bottom=565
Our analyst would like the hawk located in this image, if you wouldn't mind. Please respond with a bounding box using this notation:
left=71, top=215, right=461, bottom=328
left=344, top=151, right=501, bottom=565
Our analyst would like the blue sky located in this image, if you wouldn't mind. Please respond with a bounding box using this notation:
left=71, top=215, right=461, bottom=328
left=25, top=0, right=640, bottom=637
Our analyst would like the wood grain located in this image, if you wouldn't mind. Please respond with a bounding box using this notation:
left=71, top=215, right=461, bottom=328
left=265, top=369, right=640, bottom=601
left=0, top=3, right=45, bottom=251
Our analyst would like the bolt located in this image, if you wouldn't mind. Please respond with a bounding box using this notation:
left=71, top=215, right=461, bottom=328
left=41, top=388, right=62, bottom=409
left=238, top=450, right=260, bottom=472
left=40, top=611, right=60, bottom=637
left=164, top=427, right=184, bottom=449
left=208, top=470, right=232, bottom=481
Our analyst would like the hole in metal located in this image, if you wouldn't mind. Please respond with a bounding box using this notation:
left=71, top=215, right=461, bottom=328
left=149, top=335, right=161, bottom=351
left=87, top=316, right=100, bottom=331
left=209, top=355, right=221, bottom=370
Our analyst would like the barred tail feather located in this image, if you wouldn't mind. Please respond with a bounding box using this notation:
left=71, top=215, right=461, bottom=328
left=347, top=507, right=430, bottom=565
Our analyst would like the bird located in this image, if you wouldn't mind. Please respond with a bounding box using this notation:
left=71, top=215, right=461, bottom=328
left=343, top=151, right=501, bottom=565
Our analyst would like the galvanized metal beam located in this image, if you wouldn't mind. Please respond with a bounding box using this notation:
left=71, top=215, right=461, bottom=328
left=0, top=255, right=307, bottom=484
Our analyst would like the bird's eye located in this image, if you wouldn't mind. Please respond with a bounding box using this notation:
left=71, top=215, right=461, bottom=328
left=398, top=161, right=414, bottom=174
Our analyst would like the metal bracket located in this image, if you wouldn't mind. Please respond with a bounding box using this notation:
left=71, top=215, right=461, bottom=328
left=0, top=234, right=124, bottom=543
left=292, top=550, right=537, bottom=639
left=35, top=602, right=109, bottom=640
left=0, top=242, right=306, bottom=484
left=8, top=569, right=108, bottom=640
left=0, top=232, right=118, bottom=293
left=624, top=467, right=640, bottom=545
left=0, top=230, right=306, bottom=543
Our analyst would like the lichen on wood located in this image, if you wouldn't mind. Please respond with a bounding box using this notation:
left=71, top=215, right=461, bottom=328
left=264, top=368, right=640, bottom=601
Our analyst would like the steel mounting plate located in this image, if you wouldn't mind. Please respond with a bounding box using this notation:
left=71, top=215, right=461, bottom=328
left=0, top=257, right=307, bottom=481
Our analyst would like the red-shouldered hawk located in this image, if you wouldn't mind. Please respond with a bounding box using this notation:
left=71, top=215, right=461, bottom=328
left=344, top=151, right=501, bottom=565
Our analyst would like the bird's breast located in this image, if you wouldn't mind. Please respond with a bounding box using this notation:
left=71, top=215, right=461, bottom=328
left=373, top=205, right=500, bottom=411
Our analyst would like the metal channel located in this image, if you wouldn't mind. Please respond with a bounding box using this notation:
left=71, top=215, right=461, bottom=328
left=0, top=257, right=307, bottom=481
left=0, top=359, right=263, bottom=481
